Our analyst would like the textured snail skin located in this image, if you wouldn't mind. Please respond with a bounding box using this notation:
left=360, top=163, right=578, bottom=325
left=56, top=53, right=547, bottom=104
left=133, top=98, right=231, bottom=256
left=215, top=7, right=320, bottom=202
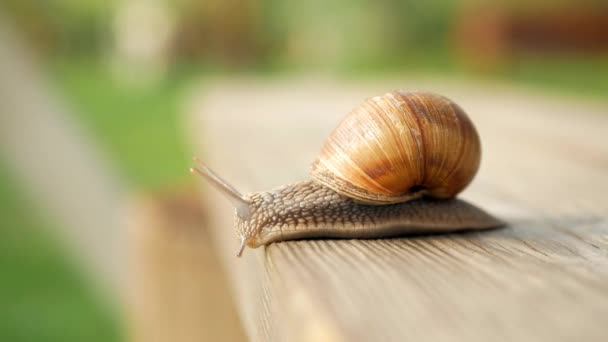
left=238, top=180, right=503, bottom=249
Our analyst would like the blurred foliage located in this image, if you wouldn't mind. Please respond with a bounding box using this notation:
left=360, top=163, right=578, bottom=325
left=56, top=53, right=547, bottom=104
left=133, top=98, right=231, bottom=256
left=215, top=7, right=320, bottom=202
left=0, top=163, right=122, bottom=342
left=4, top=0, right=607, bottom=80
left=3, top=0, right=458, bottom=67
left=169, top=0, right=459, bottom=69
left=254, top=0, right=457, bottom=69
left=2, top=0, right=114, bottom=56
left=51, top=60, right=198, bottom=190
left=501, top=55, right=608, bottom=99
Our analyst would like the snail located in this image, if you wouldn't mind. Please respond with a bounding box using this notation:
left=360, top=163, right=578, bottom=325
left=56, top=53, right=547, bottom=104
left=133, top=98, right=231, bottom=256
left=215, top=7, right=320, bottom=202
left=192, top=90, right=502, bottom=257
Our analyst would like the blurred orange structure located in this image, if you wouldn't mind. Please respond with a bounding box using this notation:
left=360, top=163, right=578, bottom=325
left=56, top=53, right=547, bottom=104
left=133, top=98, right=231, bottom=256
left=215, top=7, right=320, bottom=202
left=454, top=2, right=608, bottom=69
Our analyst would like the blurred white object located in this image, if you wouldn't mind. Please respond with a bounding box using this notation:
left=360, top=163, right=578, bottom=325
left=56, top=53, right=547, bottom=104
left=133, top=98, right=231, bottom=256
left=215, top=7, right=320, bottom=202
left=111, top=0, right=175, bottom=87
left=0, top=13, right=128, bottom=298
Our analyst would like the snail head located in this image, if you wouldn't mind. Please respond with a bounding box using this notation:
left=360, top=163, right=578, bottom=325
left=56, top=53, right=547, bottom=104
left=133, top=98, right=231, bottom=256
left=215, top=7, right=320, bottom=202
left=190, top=158, right=265, bottom=257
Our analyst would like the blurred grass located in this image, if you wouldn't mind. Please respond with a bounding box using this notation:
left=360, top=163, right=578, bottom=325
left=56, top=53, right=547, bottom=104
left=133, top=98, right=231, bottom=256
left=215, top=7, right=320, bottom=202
left=0, top=162, right=122, bottom=342
left=50, top=60, right=200, bottom=190
left=503, top=55, right=608, bottom=99
left=343, top=53, right=608, bottom=101
left=0, top=60, right=197, bottom=342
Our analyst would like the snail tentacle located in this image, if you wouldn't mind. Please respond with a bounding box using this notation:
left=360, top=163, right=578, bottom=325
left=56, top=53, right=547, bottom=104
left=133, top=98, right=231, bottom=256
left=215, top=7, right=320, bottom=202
left=191, top=158, right=251, bottom=219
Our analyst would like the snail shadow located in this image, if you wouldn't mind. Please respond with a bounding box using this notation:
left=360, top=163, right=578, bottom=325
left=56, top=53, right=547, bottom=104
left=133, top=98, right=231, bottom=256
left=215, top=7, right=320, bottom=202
left=463, top=214, right=607, bottom=244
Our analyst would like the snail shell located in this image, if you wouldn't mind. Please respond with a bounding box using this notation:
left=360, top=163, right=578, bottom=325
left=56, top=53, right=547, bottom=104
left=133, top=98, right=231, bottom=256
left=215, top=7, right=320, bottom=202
left=311, top=91, right=480, bottom=204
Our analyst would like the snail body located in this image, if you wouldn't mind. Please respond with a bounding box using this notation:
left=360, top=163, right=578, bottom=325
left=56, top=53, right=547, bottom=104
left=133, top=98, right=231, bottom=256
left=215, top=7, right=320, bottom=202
left=236, top=180, right=500, bottom=249
left=192, top=91, right=502, bottom=257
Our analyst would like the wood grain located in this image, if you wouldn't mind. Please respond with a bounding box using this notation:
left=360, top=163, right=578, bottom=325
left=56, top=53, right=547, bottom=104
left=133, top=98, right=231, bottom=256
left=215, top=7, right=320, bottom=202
left=187, top=79, right=608, bottom=342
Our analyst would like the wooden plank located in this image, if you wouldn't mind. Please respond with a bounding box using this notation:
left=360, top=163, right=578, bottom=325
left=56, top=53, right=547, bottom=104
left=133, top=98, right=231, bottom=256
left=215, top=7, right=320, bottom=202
left=127, top=190, right=247, bottom=342
left=186, top=78, right=608, bottom=342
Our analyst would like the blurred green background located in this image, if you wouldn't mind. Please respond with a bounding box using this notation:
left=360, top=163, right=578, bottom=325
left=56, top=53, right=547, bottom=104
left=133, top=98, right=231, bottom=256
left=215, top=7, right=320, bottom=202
left=1, top=0, right=607, bottom=341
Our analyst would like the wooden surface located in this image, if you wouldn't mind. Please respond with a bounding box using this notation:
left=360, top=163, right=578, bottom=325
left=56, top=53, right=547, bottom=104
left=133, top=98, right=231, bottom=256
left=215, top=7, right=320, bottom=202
left=127, top=190, right=246, bottom=342
left=187, top=78, right=608, bottom=342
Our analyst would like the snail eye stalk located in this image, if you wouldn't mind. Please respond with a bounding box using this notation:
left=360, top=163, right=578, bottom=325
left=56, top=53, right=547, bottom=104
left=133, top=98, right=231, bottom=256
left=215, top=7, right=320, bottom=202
left=190, top=157, right=251, bottom=220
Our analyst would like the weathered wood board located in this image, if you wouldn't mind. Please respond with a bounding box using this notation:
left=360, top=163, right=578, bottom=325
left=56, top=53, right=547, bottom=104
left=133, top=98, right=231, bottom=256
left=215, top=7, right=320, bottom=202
left=187, top=78, right=608, bottom=342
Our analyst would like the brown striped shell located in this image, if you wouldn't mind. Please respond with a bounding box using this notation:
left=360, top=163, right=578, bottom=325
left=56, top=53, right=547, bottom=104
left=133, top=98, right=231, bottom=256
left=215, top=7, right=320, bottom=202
left=310, top=91, right=481, bottom=205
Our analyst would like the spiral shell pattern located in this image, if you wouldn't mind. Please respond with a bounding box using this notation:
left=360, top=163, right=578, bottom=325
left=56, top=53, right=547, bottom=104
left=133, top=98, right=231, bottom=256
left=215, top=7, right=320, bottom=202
left=310, top=91, right=481, bottom=205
